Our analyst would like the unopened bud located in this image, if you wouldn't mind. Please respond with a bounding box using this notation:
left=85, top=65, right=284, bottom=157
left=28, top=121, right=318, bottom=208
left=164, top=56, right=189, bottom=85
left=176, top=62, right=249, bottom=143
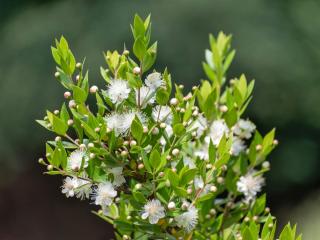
left=178, top=84, right=184, bottom=89
left=126, top=216, right=132, bottom=220
left=55, top=136, right=61, bottom=142
left=67, top=119, right=74, bottom=126
left=90, top=85, right=98, bottom=93
left=64, top=91, right=71, bottom=99
left=206, top=163, right=212, bottom=169
left=159, top=122, right=166, bottom=129
left=152, top=127, right=159, bottom=135
left=69, top=100, right=76, bottom=108
left=168, top=202, right=176, bottom=210
left=38, top=158, right=45, bottom=165
left=94, top=127, right=100, bottom=133
left=217, top=177, right=224, bottom=184
left=88, top=143, right=94, bottom=148
left=256, top=144, right=262, bottom=151
left=76, top=62, right=82, bottom=68
left=121, top=150, right=128, bottom=157
left=205, top=214, right=211, bottom=219
left=219, top=105, right=228, bottom=113
left=135, top=183, right=142, bottom=190
left=180, top=108, right=185, bottom=113
left=143, top=126, right=148, bottom=133
left=79, top=143, right=86, bottom=149
left=244, top=216, right=250, bottom=222
left=187, top=188, right=193, bottom=194
left=138, top=163, right=144, bottom=170
left=210, top=185, right=217, bottom=192
left=172, top=148, right=180, bottom=156
left=123, top=49, right=129, bottom=55
left=130, top=140, right=137, bottom=147
left=181, top=202, right=189, bottom=210
left=209, top=208, right=216, bottom=215
left=253, top=216, right=258, bottom=221
left=158, top=172, right=164, bottom=177
left=47, top=164, right=53, bottom=171
left=133, top=66, right=141, bottom=75
left=123, top=141, right=129, bottom=146
left=170, top=98, right=179, bottom=106
left=262, top=161, right=270, bottom=169
left=54, top=110, right=59, bottom=115
left=75, top=75, right=80, bottom=82
left=89, top=153, right=95, bottom=159
left=265, top=207, right=270, bottom=213
left=191, top=131, right=197, bottom=137
left=106, top=127, right=112, bottom=133
left=166, top=155, right=172, bottom=161
left=192, top=110, right=199, bottom=117
left=273, top=139, right=279, bottom=145
left=54, top=71, right=60, bottom=78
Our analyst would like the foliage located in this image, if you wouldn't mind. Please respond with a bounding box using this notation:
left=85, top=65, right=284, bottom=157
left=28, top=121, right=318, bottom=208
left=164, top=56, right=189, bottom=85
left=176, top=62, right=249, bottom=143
left=37, top=15, right=301, bottom=240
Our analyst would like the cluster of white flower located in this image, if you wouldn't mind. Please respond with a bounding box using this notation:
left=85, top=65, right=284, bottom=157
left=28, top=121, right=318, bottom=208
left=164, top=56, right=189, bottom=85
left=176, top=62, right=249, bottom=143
left=236, top=171, right=265, bottom=203
left=61, top=176, right=92, bottom=199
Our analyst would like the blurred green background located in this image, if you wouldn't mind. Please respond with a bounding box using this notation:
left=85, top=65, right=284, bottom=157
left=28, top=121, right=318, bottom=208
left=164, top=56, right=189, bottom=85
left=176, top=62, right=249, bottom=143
left=0, top=0, right=319, bottom=239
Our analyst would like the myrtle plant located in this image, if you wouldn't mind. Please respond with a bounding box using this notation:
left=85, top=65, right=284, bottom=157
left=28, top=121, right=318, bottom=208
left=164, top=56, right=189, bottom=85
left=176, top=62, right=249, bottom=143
left=37, top=15, right=301, bottom=240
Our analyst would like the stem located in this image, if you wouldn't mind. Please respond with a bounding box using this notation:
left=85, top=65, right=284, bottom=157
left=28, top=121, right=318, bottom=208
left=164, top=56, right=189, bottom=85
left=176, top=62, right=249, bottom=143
left=64, top=134, right=80, bottom=146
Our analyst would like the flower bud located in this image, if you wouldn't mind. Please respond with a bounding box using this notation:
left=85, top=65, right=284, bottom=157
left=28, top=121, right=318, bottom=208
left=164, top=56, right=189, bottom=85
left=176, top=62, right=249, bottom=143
left=206, top=163, right=212, bottom=169
left=256, top=144, right=262, bottom=151
left=168, top=202, right=176, bottom=210
left=46, top=153, right=51, bottom=157
left=90, top=85, right=98, bottom=94
left=123, top=141, right=129, bottom=146
left=171, top=167, right=177, bottom=173
left=166, top=155, right=172, bottom=161
left=89, top=153, right=95, bottom=159
left=192, top=110, right=199, bottom=117
left=67, top=119, right=74, bottom=126
left=123, top=235, right=130, bottom=240
left=158, top=172, right=164, bottom=177
left=38, top=158, right=45, bottom=165
left=187, top=188, right=193, bottom=194
left=159, top=122, right=166, bottom=129
left=178, top=84, right=184, bottom=89
left=170, top=98, right=179, bottom=106
left=181, top=202, right=189, bottom=210
left=64, top=91, right=71, bottom=99
left=205, top=214, right=211, bottom=219
left=106, top=127, right=112, bottom=133
left=138, top=163, right=144, bottom=170
left=130, top=140, right=137, bottom=147
left=253, top=216, right=258, bottom=221
left=217, top=177, right=224, bottom=184
left=54, top=110, right=59, bottom=115
left=268, top=223, right=273, bottom=228
left=76, top=62, right=82, bottom=68
left=55, top=136, right=61, bottom=142
left=126, top=216, right=132, bottom=220
left=273, top=139, right=279, bottom=145
left=143, top=126, right=148, bottom=133
left=210, top=185, right=217, bottom=192
left=94, top=127, right=100, bottom=133
left=180, top=108, right=185, bottom=113
left=191, top=131, right=197, bottom=137
left=76, top=74, right=80, bottom=82
left=47, top=165, right=53, bottom=171
left=135, top=183, right=142, bottom=190
left=165, top=180, right=170, bottom=187
left=192, top=86, right=198, bottom=91
left=244, top=216, right=250, bottom=222
left=133, top=66, right=141, bottom=75
left=54, top=72, right=60, bottom=78
left=123, top=49, right=129, bottom=55
left=79, top=144, right=86, bottom=149
left=265, top=207, right=270, bottom=213
left=87, top=143, right=94, bottom=148
left=121, top=150, right=128, bottom=157
left=219, top=105, right=228, bottom=113
left=69, top=100, right=76, bottom=108
left=172, top=148, right=180, bottom=156
left=209, top=208, right=216, bottom=215
left=152, top=127, right=159, bottom=135
left=262, top=161, right=270, bottom=169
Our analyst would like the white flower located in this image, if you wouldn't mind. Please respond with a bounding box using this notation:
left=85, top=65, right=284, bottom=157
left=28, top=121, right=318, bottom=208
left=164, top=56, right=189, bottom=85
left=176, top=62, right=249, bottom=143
left=61, top=177, right=78, bottom=198
left=105, top=111, right=145, bottom=136
left=191, top=114, right=207, bottom=138
left=194, top=144, right=209, bottom=161
left=183, top=157, right=196, bottom=169
left=108, top=167, right=126, bottom=187
left=230, top=137, right=246, bottom=156
left=237, top=171, right=264, bottom=203
left=67, top=149, right=88, bottom=171
left=175, top=206, right=198, bottom=232
left=205, top=119, right=229, bottom=146
left=93, top=182, right=117, bottom=207
left=160, top=125, right=173, bottom=145
left=194, top=176, right=204, bottom=190
left=233, top=119, right=256, bottom=139
left=141, top=199, right=165, bottom=224
left=205, top=49, right=214, bottom=69
left=136, top=86, right=155, bottom=109
left=152, top=105, right=172, bottom=124
left=145, top=72, right=163, bottom=90
left=74, top=174, right=92, bottom=200
left=107, top=79, right=131, bottom=104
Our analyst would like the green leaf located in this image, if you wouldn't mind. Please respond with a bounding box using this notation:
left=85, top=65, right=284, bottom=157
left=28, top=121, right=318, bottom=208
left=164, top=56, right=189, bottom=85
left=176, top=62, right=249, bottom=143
left=156, top=88, right=170, bottom=105
left=180, top=168, right=197, bottom=186
left=150, top=149, right=161, bottom=171
left=167, top=170, right=179, bottom=187
left=73, top=86, right=88, bottom=103
left=131, top=117, right=143, bottom=143
left=173, top=123, right=185, bottom=136
left=133, top=36, right=146, bottom=61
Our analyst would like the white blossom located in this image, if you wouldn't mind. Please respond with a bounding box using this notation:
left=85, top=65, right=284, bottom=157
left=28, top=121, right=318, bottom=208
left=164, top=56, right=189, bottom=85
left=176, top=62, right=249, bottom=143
left=233, top=119, right=256, bottom=139
left=190, top=115, right=207, bottom=138
left=205, top=119, right=229, bottom=146
left=230, top=137, right=246, bottom=156
left=145, top=72, right=163, bottom=90
left=141, top=199, right=165, bottom=224
left=194, top=144, right=209, bottom=161
left=194, top=176, right=204, bottom=190
left=67, top=149, right=88, bottom=171
left=75, top=178, right=92, bottom=200
left=107, top=79, right=131, bottom=104
left=183, top=157, right=196, bottom=169
left=160, top=125, right=173, bottom=145
left=152, top=105, right=172, bottom=124
left=175, top=206, right=198, bottom=232
left=61, top=177, right=78, bottom=198
left=108, top=167, right=126, bottom=187
left=136, top=86, right=155, bottom=109
left=237, top=171, right=264, bottom=203
left=93, top=182, right=117, bottom=207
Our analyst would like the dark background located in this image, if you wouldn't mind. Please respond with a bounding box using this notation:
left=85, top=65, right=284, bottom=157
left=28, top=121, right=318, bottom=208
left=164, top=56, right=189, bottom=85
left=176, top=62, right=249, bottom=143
left=0, top=0, right=320, bottom=239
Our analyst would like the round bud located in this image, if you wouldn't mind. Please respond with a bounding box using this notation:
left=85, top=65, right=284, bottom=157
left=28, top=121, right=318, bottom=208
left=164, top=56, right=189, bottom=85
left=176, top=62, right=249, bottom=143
left=126, top=216, right=132, bottom=220
left=166, top=155, right=172, bottom=161
left=54, top=72, right=60, bottom=78
left=165, top=180, right=171, bottom=187
left=205, top=214, right=211, bottom=219
left=55, top=136, right=61, bottom=142
left=90, top=85, right=98, bottom=94
left=94, top=127, right=100, bottom=133
left=210, top=185, right=217, bottom=193
left=123, top=49, right=129, bottom=55
left=143, top=126, right=148, bottom=133
left=172, top=148, right=180, bottom=156
left=171, top=167, right=177, bottom=173
left=75, top=75, right=80, bottom=82
left=54, top=110, right=59, bottom=115
left=38, top=158, right=45, bottom=165
left=135, top=183, right=142, bottom=190
left=88, top=143, right=94, bottom=148
left=47, top=123, right=52, bottom=128
left=152, top=127, right=159, bottom=135
left=221, top=165, right=227, bottom=171
left=182, top=121, right=188, bottom=127
left=158, top=172, right=164, bottom=177
left=168, top=202, right=176, bottom=210
left=180, top=108, right=185, bottom=113
left=69, top=100, right=76, bottom=108
left=138, top=163, right=144, bottom=170
left=89, top=153, right=95, bottom=159
left=67, top=119, right=74, bottom=126
left=192, top=110, right=199, bottom=117
left=64, top=91, right=71, bottom=99
left=217, top=177, right=224, bottom=184
left=76, top=62, right=82, bottom=68
left=191, top=131, right=197, bottom=137
left=262, top=161, right=270, bottom=169
left=106, top=127, right=111, bottom=133
left=123, top=141, right=129, bottom=146
left=181, top=202, right=189, bottom=210
left=244, top=216, right=250, bottom=222
left=168, top=218, right=174, bottom=224
left=159, top=122, right=166, bottom=129
left=209, top=208, right=216, bottom=216
left=170, top=98, right=179, bottom=106
left=79, top=144, right=86, bottom=149
left=192, top=86, right=198, bottom=91
left=133, top=66, right=141, bottom=75
left=255, top=144, right=262, bottom=151
left=46, top=153, right=51, bottom=157
left=178, top=84, right=184, bottom=89
left=265, top=207, right=270, bottom=213
left=121, top=150, right=128, bottom=157
left=219, top=105, right=228, bottom=113
left=123, top=235, right=130, bottom=240
left=187, top=188, right=193, bottom=194
left=268, top=223, right=273, bottom=228
left=273, top=139, right=279, bottom=145
left=44, top=116, right=48, bottom=121
left=253, top=216, right=258, bottom=221
left=130, top=140, right=137, bottom=147
left=176, top=107, right=181, bottom=112
left=47, top=164, right=53, bottom=171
